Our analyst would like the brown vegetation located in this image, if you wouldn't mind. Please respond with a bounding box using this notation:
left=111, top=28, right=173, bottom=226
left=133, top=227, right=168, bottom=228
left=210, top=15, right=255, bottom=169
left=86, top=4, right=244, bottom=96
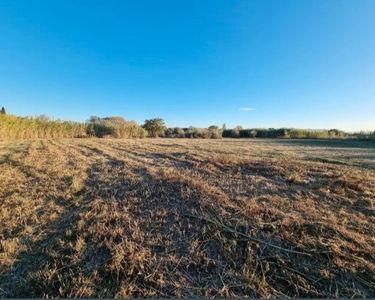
left=88, top=116, right=146, bottom=138
left=2, top=112, right=374, bottom=141
left=0, top=138, right=374, bottom=297
left=222, top=128, right=349, bottom=139
left=0, top=114, right=146, bottom=139
left=0, top=114, right=88, bottom=139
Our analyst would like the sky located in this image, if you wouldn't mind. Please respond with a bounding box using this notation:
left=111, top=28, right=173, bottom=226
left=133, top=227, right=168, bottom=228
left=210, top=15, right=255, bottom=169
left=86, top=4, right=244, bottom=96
left=0, top=0, right=374, bottom=131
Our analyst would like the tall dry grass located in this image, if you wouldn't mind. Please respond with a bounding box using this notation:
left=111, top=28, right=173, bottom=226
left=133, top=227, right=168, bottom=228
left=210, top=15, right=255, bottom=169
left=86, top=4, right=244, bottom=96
left=0, top=114, right=146, bottom=140
left=0, top=114, right=88, bottom=139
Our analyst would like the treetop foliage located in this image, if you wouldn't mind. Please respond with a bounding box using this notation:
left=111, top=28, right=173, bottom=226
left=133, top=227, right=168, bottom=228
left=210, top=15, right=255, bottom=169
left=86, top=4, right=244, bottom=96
left=143, top=118, right=166, bottom=137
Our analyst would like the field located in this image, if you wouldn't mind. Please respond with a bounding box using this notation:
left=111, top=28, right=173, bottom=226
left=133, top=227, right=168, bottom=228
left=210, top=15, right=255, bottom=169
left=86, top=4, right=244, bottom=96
left=0, top=138, right=374, bottom=297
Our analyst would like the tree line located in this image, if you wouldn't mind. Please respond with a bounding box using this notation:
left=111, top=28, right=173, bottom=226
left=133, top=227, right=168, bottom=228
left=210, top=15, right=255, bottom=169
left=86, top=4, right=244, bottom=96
left=0, top=107, right=374, bottom=140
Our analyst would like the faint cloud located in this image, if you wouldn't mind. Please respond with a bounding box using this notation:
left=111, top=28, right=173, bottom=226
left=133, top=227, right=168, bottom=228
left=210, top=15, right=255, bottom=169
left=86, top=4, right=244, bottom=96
left=239, top=107, right=255, bottom=111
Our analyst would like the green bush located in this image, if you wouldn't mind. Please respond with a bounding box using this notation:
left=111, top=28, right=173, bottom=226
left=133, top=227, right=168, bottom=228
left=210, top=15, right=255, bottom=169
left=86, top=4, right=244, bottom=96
left=86, top=123, right=114, bottom=137
left=355, top=131, right=375, bottom=140
left=143, top=118, right=166, bottom=137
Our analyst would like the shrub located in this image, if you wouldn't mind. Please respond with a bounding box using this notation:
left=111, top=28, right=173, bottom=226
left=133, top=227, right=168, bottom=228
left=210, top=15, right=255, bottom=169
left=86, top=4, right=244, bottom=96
left=239, top=129, right=252, bottom=138
left=182, top=127, right=222, bottom=139
left=231, top=126, right=241, bottom=138
left=185, top=127, right=204, bottom=138
left=355, top=131, right=375, bottom=140
left=208, top=125, right=222, bottom=139
left=86, top=123, right=114, bottom=137
left=165, top=127, right=185, bottom=138
left=221, top=127, right=350, bottom=139
left=222, top=129, right=232, bottom=138
left=143, top=118, right=166, bottom=137
left=88, top=116, right=146, bottom=138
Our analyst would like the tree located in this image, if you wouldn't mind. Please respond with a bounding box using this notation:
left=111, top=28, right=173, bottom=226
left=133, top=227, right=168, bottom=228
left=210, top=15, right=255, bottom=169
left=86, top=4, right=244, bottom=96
left=208, top=125, right=222, bottom=138
left=102, top=116, right=127, bottom=125
left=0, top=107, right=5, bottom=114
left=89, top=116, right=101, bottom=124
left=143, top=118, right=166, bottom=137
left=166, top=127, right=185, bottom=138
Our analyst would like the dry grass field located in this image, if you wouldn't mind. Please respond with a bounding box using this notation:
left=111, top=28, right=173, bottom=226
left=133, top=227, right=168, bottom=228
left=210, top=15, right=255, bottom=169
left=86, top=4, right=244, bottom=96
left=0, top=138, right=374, bottom=298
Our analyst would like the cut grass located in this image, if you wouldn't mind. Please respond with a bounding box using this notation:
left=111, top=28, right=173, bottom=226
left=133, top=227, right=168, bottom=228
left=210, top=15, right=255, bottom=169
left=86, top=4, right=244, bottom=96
left=0, top=138, right=374, bottom=297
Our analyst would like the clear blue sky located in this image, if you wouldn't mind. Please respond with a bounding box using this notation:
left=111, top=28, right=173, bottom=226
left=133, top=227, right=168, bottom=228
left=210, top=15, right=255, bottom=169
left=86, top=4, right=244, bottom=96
left=0, top=0, right=374, bottom=131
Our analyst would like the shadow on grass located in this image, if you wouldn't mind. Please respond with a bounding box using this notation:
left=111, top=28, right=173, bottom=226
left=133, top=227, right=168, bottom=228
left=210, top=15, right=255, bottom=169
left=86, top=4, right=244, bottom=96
left=1, top=149, right=374, bottom=297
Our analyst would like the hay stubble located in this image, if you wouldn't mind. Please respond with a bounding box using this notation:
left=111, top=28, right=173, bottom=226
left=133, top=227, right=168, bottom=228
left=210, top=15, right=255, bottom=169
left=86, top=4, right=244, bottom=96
left=0, top=138, right=374, bottom=297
